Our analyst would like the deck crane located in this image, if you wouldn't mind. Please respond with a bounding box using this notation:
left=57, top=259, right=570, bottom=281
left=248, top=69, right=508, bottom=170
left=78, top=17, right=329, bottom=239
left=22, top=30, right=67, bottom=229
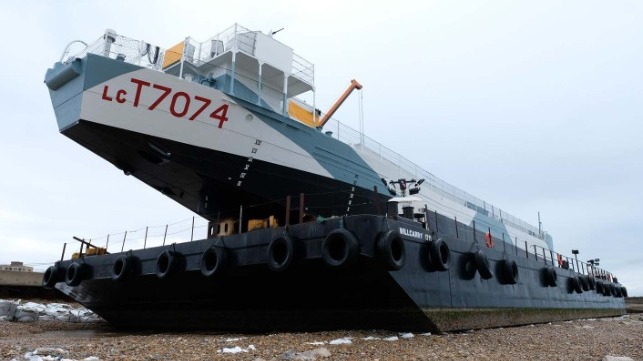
left=316, top=79, right=363, bottom=129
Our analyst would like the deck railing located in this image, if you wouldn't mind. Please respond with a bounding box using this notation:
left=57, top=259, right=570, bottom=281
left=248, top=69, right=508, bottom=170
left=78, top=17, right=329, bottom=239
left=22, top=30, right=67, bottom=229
left=323, top=118, right=547, bottom=241
left=61, top=190, right=613, bottom=282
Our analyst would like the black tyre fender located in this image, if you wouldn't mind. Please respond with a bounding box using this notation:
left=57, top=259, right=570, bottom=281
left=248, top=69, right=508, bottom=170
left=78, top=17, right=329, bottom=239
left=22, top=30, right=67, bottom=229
left=544, top=267, right=558, bottom=287
left=267, top=236, right=294, bottom=272
left=610, top=283, right=618, bottom=297
left=474, top=250, right=493, bottom=280
left=614, top=285, right=623, bottom=298
left=156, top=250, right=180, bottom=279
left=595, top=281, right=604, bottom=294
left=200, top=245, right=227, bottom=277
left=65, top=262, right=88, bottom=287
left=112, top=255, right=135, bottom=281
left=42, top=265, right=63, bottom=288
left=321, top=229, right=359, bottom=268
left=500, top=259, right=518, bottom=285
left=579, top=276, right=590, bottom=291
left=587, top=276, right=596, bottom=290
left=429, top=238, right=450, bottom=271
left=602, top=283, right=612, bottom=296
left=376, top=231, right=406, bottom=271
left=568, top=276, right=582, bottom=294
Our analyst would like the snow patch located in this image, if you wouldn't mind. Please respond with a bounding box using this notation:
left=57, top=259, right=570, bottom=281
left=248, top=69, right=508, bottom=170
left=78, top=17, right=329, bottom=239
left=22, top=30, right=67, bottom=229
left=217, top=345, right=255, bottom=354
left=328, top=337, right=352, bottom=345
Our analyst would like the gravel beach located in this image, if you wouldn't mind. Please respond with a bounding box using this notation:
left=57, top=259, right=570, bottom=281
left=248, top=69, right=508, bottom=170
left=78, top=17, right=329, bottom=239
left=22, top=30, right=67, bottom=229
left=1, top=314, right=641, bottom=360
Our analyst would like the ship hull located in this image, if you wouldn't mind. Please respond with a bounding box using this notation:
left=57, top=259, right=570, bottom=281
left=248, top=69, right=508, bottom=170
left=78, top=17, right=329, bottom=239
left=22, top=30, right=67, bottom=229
left=47, top=214, right=625, bottom=332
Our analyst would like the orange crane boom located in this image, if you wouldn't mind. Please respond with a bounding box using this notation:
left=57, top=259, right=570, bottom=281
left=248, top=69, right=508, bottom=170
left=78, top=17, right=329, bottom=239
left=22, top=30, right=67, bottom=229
left=317, top=79, right=362, bottom=129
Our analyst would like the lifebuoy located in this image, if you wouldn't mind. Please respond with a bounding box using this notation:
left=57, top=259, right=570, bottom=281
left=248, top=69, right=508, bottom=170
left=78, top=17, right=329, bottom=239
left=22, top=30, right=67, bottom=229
left=500, top=259, right=518, bottom=284
left=156, top=250, right=180, bottom=279
left=65, top=262, right=88, bottom=287
left=544, top=267, right=557, bottom=287
left=321, top=229, right=359, bottom=268
left=376, top=231, right=406, bottom=271
left=474, top=250, right=493, bottom=279
left=201, top=246, right=227, bottom=277
left=429, top=238, right=450, bottom=271
left=42, top=265, right=63, bottom=288
left=112, top=255, right=135, bottom=281
left=267, top=236, right=294, bottom=272
left=484, top=232, right=493, bottom=248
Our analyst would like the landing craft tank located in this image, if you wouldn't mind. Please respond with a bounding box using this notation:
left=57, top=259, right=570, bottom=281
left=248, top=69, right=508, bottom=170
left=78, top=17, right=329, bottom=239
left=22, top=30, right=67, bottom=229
left=42, top=24, right=626, bottom=331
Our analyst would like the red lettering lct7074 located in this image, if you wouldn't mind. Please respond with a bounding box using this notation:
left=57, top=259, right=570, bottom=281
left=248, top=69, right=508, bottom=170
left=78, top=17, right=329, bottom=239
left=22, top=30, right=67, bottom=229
left=101, top=77, right=229, bottom=128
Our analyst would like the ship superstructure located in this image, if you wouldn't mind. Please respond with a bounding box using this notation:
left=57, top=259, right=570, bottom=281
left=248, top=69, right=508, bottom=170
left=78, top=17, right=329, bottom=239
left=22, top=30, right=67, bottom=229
left=46, top=24, right=551, bottom=252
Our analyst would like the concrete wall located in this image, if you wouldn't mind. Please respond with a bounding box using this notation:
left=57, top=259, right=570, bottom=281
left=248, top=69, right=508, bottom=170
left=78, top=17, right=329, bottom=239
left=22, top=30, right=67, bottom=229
left=0, top=270, right=43, bottom=286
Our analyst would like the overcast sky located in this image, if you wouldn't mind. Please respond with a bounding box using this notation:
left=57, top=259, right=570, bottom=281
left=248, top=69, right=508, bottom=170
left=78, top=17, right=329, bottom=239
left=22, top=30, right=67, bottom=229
left=1, top=1, right=641, bottom=295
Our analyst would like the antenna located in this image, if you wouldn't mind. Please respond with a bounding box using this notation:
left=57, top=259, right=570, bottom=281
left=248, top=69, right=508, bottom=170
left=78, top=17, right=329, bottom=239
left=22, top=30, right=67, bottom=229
left=538, top=211, right=542, bottom=235
left=272, top=28, right=284, bottom=36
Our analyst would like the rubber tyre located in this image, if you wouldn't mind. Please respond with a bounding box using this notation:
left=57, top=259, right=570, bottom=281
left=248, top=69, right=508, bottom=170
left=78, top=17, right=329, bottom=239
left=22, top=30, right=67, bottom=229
left=321, top=229, right=359, bottom=268
left=65, top=262, right=87, bottom=287
left=596, top=281, right=604, bottom=294
left=500, top=259, right=518, bottom=285
left=545, top=267, right=558, bottom=287
left=610, top=283, right=618, bottom=297
left=376, top=231, right=406, bottom=271
left=614, top=286, right=623, bottom=298
left=570, top=277, right=583, bottom=294
left=42, top=265, right=62, bottom=288
left=156, top=250, right=179, bottom=279
left=429, top=238, right=450, bottom=271
left=267, top=236, right=294, bottom=272
left=579, top=276, right=590, bottom=291
left=474, top=251, right=493, bottom=280
left=200, top=246, right=227, bottom=277
left=602, top=283, right=611, bottom=296
left=587, top=277, right=596, bottom=290
left=112, top=255, right=135, bottom=281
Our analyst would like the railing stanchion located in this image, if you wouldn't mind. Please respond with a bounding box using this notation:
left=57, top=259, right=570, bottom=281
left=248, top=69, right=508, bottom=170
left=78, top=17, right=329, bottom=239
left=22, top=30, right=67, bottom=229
left=455, top=217, right=459, bottom=238
left=525, top=241, right=528, bottom=259
left=163, top=225, right=168, bottom=246
left=105, top=234, right=110, bottom=252
left=191, top=216, right=195, bottom=241
left=533, top=245, right=538, bottom=261
left=121, top=231, right=127, bottom=252
left=238, top=206, right=243, bottom=234
left=285, top=195, right=291, bottom=226
left=60, top=243, right=67, bottom=262
left=542, top=248, right=547, bottom=265
left=374, top=186, right=380, bottom=216
left=299, top=193, right=305, bottom=223
left=144, top=226, right=148, bottom=249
